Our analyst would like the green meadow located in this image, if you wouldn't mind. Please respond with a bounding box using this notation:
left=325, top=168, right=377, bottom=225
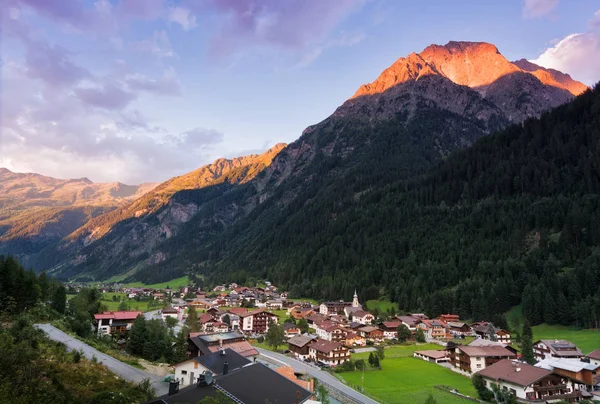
left=506, top=305, right=599, bottom=354
left=339, top=344, right=477, bottom=404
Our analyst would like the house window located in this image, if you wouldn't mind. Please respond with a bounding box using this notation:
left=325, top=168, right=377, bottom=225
left=181, top=370, right=187, bottom=375
left=194, top=362, right=198, bottom=369
left=476, top=364, right=482, bottom=368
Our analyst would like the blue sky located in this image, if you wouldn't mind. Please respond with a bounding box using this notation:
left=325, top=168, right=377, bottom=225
left=1, top=0, right=599, bottom=183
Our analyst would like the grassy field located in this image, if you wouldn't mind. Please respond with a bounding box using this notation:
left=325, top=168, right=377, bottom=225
left=505, top=305, right=599, bottom=354
left=365, top=299, right=398, bottom=314
left=339, top=344, right=477, bottom=404
left=98, top=292, right=155, bottom=312
left=96, top=275, right=190, bottom=289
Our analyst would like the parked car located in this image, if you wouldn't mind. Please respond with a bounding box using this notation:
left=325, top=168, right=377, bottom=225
left=349, top=349, right=356, bottom=353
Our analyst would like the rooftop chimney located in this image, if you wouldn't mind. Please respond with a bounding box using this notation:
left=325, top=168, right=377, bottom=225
left=220, top=348, right=226, bottom=356
left=223, top=361, right=229, bottom=375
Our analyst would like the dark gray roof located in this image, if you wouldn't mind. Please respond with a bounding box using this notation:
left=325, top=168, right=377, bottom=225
left=149, top=363, right=312, bottom=404
left=194, top=348, right=251, bottom=375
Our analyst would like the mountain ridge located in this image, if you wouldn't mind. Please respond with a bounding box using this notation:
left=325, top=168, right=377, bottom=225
left=0, top=41, right=589, bottom=285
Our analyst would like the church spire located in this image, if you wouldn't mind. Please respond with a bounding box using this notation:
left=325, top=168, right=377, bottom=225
left=352, top=289, right=359, bottom=307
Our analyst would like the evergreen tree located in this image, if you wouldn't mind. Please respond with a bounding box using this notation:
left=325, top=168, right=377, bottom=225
left=472, top=374, right=494, bottom=401
left=543, top=291, right=557, bottom=324
left=396, top=324, right=411, bottom=342
left=265, top=324, right=285, bottom=350
left=127, top=315, right=147, bottom=356
left=372, top=354, right=381, bottom=369
left=297, top=318, right=309, bottom=334
left=368, top=352, right=375, bottom=367
left=521, top=319, right=536, bottom=365
left=52, top=286, right=67, bottom=314
left=186, top=306, right=200, bottom=332
left=416, top=328, right=426, bottom=343
left=556, top=293, right=572, bottom=325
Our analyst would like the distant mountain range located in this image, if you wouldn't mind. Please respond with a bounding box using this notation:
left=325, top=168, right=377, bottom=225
left=0, top=41, right=591, bottom=289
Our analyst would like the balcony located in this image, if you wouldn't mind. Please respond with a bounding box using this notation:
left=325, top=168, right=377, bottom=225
left=534, top=383, right=568, bottom=392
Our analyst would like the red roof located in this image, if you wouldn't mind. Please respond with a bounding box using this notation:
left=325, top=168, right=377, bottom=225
left=94, top=311, right=142, bottom=320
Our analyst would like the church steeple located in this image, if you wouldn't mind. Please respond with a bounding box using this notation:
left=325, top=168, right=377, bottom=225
left=352, top=290, right=359, bottom=307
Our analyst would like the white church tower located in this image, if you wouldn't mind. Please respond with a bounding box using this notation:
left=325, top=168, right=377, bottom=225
left=352, top=290, right=360, bottom=308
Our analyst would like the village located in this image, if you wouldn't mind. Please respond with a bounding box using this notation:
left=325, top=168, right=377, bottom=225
left=82, top=281, right=600, bottom=403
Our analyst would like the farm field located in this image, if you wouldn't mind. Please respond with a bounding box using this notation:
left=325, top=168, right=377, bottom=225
left=339, top=355, right=476, bottom=403
left=506, top=305, right=599, bottom=354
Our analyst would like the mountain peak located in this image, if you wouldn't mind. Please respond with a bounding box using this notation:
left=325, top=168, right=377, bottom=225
left=512, top=58, right=588, bottom=96
left=348, top=40, right=586, bottom=107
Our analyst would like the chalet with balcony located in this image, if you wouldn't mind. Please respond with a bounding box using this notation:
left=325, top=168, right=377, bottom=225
left=239, top=310, right=279, bottom=334
left=396, top=315, right=422, bottom=331
left=536, top=357, right=600, bottom=398
left=308, top=339, right=350, bottom=366
left=450, top=345, right=516, bottom=374
left=380, top=321, right=401, bottom=340
left=446, top=321, right=472, bottom=336
left=288, top=335, right=317, bottom=360
left=319, top=301, right=352, bottom=316
left=93, top=311, right=142, bottom=336
left=533, top=340, right=584, bottom=361
left=473, top=323, right=511, bottom=344
left=478, top=359, right=583, bottom=402
left=417, top=319, right=448, bottom=339
left=357, top=326, right=384, bottom=343
left=282, top=322, right=301, bottom=338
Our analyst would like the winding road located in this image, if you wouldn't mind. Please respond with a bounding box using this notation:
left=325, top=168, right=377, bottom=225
left=35, top=324, right=169, bottom=396
left=255, top=347, right=380, bottom=404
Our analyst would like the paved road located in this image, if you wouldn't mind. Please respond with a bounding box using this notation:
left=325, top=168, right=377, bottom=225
left=353, top=347, right=376, bottom=353
left=256, top=347, right=379, bottom=404
left=35, top=324, right=169, bottom=397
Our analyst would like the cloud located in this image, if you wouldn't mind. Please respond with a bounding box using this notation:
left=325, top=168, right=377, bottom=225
left=130, top=30, right=178, bottom=58
left=195, top=0, right=365, bottom=58
left=24, top=41, right=91, bottom=87
left=522, top=0, right=559, bottom=19
left=0, top=65, right=223, bottom=183
left=531, top=10, right=600, bottom=85
left=178, top=128, right=225, bottom=148
left=169, top=6, right=197, bottom=31
left=75, top=84, right=137, bottom=110
left=125, top=67, right=181, bottom=95
left=0, top=15, right=205, bottom=183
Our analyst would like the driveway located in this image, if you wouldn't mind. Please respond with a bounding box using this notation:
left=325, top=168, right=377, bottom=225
left=35, top=324, right=169, bottom=397
left=255, top=347, right=379, bottom=404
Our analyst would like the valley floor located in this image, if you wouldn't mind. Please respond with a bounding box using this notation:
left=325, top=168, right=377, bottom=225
left=337, top=344, right=478, bottom=404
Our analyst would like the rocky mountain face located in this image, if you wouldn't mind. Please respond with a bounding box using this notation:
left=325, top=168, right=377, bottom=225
left=0, top=169, right=157, bottom=256
left=38, top=144, right=286, bottom=280
left=337, top=41, right=584, bottom=124
left=13, top=41, right=587, bottom=282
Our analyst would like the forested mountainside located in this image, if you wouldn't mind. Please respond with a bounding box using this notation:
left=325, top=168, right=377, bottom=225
left=204, top=83, right=600, bottom=328
left=35, top=41, right=586, bottom=282
left=0, top=169, right=156, bottom=257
